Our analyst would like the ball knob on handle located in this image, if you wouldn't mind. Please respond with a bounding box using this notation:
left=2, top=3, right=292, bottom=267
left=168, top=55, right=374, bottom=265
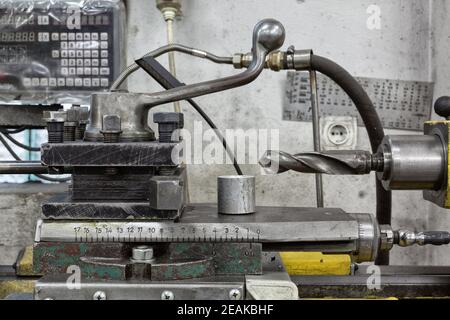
left=434, top=96, right=450, bottom=119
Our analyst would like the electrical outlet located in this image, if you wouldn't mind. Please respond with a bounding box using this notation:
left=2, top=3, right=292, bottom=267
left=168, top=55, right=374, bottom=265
left=320, top=116, right=357, bottom=150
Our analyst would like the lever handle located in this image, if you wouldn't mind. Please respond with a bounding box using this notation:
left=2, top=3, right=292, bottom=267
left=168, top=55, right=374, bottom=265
left=139, top=19, right=285, bottom=107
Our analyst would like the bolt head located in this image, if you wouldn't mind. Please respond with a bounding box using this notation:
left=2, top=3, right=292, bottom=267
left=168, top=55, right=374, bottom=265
left=161, top=290, right=174, bottom=300
left=43, top=110, right=67, bottom=123
left=153, top=112, right=184, bottom=125
left=93, top=291, right=107, bottom=300
left=132, top=245, right=154, bottom=262
left=229, top=288, right=242, bottom=300
left=101, top=114, right=122, bottom=133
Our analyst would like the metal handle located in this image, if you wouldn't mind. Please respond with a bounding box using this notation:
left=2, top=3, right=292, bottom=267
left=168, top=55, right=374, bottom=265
left=138, top=18, right=285, bottom=108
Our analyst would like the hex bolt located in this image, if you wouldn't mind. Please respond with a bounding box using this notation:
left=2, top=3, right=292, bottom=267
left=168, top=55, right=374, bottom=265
left=43, top=110, right=67, bottom=143
left=63, top=108, right=79, bottom=142
left=100, top=114, right=122, bottom=143
left=161, top=290, right=174, bottom=300
left=132, top=245, right=154, bottom=262
left=229, top=288, right=242, bottom=300
left=76, top=106, right=90, bottom=140
left=153, top=112, right=184, bottom=143
left=93, top=291, right=107, bottom=300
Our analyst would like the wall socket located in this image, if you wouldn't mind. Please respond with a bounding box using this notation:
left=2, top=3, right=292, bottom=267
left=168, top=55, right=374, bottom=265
left=319, top=116, right=357, bottom=150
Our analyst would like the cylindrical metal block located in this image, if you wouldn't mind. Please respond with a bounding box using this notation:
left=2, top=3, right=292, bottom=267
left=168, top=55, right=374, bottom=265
left=218, top=175, right=255, bottom=214
left=377, top=135, right=446, bottom=190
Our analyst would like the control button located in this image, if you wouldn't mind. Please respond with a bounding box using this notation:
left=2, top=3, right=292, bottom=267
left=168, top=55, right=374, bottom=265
left=75, top=78, right=83, bottom=86
left=51, top=33, right=59, bottom=41
left=52, top=50, right=60, bottom=58
left=31, top=78, right=40, bottom=87
left=100, top=67, right=110, bottom=75
left=68, top=42, right=76, bottom=49
left=100, top=32, right=108, bottom=40
left=69, top=59, right=76, bottom=66
left=57, top=78, right=66, bottom=86
left=92, top=68, right=99, bottom=76
left=61, top=42, right=68, bottom=50
left=84, top=60, right=91, bottom=67
left=23, top=78, right=31, bottom=87
left=91, top=41, right=99, bottom=49
left=38, top=32, right=49, bottom=42
left=84, top=67, right=92, bottom=75
left=76, top=50, right=83, bottom=58
left=76, top=42, right=83, bottom=49
left=61, top=50, right=68, bottom=58
left=49, top=78, right=57, bottom=87
left=92, top=78, right=100, bottom=86
left=77, top=67, right=84, bottom=75
left=66, top=78, right=74, bottom=87
left=69, top=67, right=76, bottom=75
left=83, top=33, right=91, bottom=41
left=83, top=78, right=91, bottom=87
left=76, top=33, right=83, bottom=41
left=92, top=59, right=99, bottom=67
left=40, top=78, right=48, bottom=86
left=68, top=33, right=75, bottom=41
left=100, top=41, right=108, bottom=49
left=101, top=59, right=108, bottom=67
left=60, top=33, right=68, bottom=41
left=101, top=78, right=109, bottom=87
left=61, top=59, right=68, bottom=66
left=38, top=16, right=49, bottom=25
left=83, top=50, right=91, bottom=58
left=61, top=67, right=68, bottom=76
left=91, top=50, right=99, bottom=58
left=91, top=33, right=99, bottom=41
left=69, top=50, right=76, bottom=58
left=101, top=50, right=108, bottom=58
left=76, top=59, right=83, bottom=66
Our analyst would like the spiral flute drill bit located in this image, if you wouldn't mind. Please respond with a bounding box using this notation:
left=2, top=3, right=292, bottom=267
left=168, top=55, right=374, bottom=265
left=259, top=150, right=384, bottom=175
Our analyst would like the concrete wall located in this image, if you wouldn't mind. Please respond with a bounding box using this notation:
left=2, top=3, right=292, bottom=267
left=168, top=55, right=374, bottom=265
left=125, top=0, right=448, bottom=265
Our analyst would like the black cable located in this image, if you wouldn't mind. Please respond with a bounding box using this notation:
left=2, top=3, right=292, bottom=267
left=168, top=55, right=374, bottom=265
left=0, top=134, right=70, bottom=182
left=1, top=127, right=27, bottom=134
left=135, top=56, right=243, bottom=175
left=0, top=131, right=40, bottom=151
left=310, top=54, right=391, bottom=265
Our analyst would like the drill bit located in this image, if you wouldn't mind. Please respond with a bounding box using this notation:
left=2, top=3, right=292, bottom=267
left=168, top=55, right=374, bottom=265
left=259, top=150, right=384, bottom=175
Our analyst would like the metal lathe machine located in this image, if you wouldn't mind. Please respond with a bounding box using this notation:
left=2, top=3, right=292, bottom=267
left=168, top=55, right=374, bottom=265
left=0, top=0, right=449, bottom=300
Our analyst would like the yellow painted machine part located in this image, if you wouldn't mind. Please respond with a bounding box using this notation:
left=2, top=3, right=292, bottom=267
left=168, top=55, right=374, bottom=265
left=280, top=252, right=351, bottom=275
left=424, top=120, right=450, bottom=208
left=15, top=245, right=35, bottom=276
left=0, top=280, right=35, bottom=299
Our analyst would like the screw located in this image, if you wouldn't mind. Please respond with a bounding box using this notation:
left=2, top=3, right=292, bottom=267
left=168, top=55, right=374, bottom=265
left=132, top=245, right=154, bottom=262
left=75, top=106, right=89, bottom=140
left=101, top=114, right=122, bottom=143
left=229, top=288, right=242, bottom=300
left=63, top=108, right=79, bottom=142
left=161, top=290, right=174, bottom=300
left=43, top=110, right=67, bottom=143
left=153, top=112, right=184, bottom=143
left=93, top=291, right=107, bottom=300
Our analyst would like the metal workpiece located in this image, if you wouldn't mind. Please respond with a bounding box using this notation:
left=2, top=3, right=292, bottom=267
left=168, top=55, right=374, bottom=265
left=88, top=19, right=285, bottom=142
left=259, top=150, right=382, bottom=175
left=395, top=230, right=450, bottom=247
left=154, top=112, right=184, bottom=142
left=218, top=175, right=256, bottom=214
left=377, top=135, right=446, bottom=190
left=43, top=110, right=67, bottom=143
left=350, top=213, right=380, bottom=262
left=100, top=115, right=122, bottom=143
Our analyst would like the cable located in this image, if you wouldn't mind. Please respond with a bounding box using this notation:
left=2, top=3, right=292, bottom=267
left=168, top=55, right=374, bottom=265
left=310, top=54, right=391, bottom=265
left=0, top=131, right=40, bottom=151
left=0, top=134, right=70, bottom=182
